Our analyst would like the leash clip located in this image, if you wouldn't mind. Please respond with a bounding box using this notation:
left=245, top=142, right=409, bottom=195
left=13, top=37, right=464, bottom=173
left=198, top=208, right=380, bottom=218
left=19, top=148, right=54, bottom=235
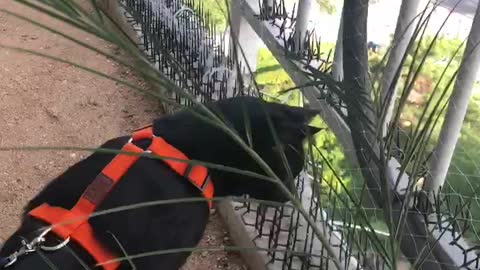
left=2, top=238, right=40, bottom=268
left=2, top=227, right=70, bottom=268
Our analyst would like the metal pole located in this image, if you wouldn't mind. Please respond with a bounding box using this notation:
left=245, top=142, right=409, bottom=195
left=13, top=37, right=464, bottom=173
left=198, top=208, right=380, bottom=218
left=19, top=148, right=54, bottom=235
left=293, top=0, right=313, bottom=53
left=380, top=0, right=421, bottom=136
left=426, top=0, right=480, bottom=197
left=230, top=0, right=262, bottom=75
left=331, top=11, right=344, bottom=81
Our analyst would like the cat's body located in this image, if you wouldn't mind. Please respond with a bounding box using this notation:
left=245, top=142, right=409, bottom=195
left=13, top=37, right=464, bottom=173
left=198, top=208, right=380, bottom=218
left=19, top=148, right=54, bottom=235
left=0, top=97, right=319, bottom=270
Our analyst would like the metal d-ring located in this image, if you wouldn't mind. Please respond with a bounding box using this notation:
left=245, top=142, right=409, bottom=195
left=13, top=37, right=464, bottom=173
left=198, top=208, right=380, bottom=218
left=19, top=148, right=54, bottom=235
left=36, top=227, right=71, bottom=252
left=40, top=237, right=70, bottom=252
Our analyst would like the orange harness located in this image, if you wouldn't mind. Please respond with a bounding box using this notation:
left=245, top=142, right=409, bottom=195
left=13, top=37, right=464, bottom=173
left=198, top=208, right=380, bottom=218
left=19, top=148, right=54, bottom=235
left=28, top=125, right=214, bottom=270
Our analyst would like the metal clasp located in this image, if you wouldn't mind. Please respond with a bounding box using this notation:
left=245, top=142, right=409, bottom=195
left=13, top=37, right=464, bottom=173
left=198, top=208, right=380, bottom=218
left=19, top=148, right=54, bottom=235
left=2, top=227, right=70, bottom=268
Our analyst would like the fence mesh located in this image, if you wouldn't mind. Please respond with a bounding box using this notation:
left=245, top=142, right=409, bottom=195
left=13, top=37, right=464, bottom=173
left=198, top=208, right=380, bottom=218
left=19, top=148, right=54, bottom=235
left=117, top=0, right=480, bottom=269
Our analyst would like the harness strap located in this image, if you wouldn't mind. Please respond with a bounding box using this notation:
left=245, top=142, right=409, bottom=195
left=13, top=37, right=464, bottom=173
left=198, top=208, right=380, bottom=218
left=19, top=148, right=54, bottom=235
left=131, top=126, right=214, bottom=207
left=28, top=125, right=214, bottom=270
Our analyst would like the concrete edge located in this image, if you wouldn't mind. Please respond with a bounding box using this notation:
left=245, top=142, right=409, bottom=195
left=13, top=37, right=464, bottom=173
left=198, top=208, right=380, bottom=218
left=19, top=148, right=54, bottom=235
left=216, top=200, right=268, bottom=270
left=97, top=1, right=269, bottom=269
left=97, top=0, right=143, bottom=52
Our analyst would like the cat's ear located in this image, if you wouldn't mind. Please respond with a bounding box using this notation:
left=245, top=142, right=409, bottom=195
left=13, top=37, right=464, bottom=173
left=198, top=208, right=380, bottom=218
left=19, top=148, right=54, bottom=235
left=302, top=108, right=320, bottom=122
left=285, top=106, right=319, bottom=123
left=305, top=125, right=323, bottom=135
left=275, top=125, right=323, bottom=145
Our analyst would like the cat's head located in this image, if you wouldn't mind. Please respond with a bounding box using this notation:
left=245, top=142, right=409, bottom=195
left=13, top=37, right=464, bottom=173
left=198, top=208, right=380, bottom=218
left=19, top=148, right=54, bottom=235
left=201, top=96, right=321, bottom=202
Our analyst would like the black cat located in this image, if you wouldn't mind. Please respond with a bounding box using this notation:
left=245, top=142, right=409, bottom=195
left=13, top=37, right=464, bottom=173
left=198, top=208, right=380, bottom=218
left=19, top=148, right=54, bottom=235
left=0, top=96, right=320, bottom=270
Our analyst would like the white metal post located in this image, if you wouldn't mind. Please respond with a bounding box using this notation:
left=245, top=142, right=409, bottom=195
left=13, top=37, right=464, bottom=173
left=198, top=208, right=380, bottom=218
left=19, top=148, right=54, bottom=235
left=427, top=1, right=480, bottom=196
left=230, top=0, right=262, bottom=75
left=332, top=12, right=344, bottom=81
left=293, top=0, right=313, bottom=53
left=380, top=0, right=421, bottom=136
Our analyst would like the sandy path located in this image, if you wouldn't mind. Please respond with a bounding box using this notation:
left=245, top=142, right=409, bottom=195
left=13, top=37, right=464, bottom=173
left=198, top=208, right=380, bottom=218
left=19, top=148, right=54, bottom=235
left=0, top=1, right=244, bottom=269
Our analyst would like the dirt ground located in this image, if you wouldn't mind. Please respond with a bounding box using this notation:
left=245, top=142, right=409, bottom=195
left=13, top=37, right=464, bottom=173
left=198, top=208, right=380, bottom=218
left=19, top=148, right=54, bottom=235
left=0, top=1, right=245, bottom=269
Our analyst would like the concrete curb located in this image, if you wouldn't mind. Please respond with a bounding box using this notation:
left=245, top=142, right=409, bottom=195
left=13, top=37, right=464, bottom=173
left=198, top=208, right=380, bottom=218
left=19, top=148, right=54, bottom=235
left=216, top=201, right=268, bottom=270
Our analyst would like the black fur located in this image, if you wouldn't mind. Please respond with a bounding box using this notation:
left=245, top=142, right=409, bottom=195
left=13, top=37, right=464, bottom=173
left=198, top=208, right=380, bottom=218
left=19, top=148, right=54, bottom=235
left=0, top=96, right=320, bottom=270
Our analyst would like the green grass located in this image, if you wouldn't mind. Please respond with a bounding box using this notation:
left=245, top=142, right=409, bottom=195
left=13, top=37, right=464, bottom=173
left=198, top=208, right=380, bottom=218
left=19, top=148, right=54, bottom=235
left=255, top=49, right=294, bottom=92
left=196, top=0, right=342, bottom=31
left=193, top=0, right=229, bottom=31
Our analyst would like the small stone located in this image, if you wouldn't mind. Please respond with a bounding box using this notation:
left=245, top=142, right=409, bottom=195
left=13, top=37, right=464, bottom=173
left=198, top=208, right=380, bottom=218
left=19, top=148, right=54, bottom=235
left=201, top=251, right=208, bottom=257
left=70, top=153, right=77, bottom=158
left=45, top=107, right=60, bottom=120
left=87, top=98, right=99, bottom=106
left=205, top=235, right=214, bottom=244
left=223, top=236, right=229, bottom=242
left=216, top=258, right=228, bottom=269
